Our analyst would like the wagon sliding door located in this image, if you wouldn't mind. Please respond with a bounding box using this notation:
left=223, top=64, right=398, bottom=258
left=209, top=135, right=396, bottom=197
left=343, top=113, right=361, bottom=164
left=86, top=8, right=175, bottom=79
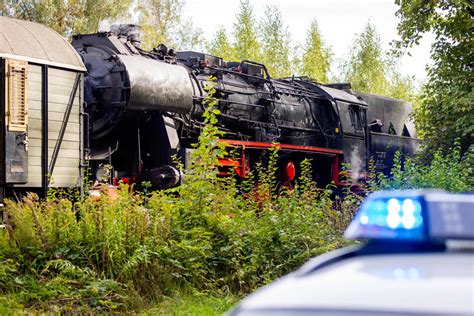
left=46, top=68, right=82, bottom=188
left=13, top=64, right=83, bottom=191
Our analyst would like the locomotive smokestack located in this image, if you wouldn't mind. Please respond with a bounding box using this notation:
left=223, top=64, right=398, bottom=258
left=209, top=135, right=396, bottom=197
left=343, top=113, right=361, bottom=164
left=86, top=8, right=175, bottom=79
left=110, top=24, right=141, bottom=47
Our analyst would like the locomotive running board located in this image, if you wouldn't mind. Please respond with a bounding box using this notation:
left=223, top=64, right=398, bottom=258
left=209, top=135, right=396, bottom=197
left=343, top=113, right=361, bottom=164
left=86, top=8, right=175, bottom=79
left=218, top=139, right=343, bottom=156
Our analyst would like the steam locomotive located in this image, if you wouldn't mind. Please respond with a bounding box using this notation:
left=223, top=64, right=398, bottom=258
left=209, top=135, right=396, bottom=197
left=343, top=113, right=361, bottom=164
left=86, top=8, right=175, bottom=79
left=71, top=25, right=419, bottom=190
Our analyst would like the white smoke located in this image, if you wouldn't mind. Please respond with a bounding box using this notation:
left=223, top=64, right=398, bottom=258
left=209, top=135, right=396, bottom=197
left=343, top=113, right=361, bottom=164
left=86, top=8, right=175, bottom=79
left=99, top=20, right=113, bottom=32
left=99, top=0, right=140, bottom=32
left=349, top=145, right=364, bottom=182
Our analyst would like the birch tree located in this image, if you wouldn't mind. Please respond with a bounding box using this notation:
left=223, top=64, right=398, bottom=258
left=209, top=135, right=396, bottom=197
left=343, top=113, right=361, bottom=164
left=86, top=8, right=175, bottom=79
left=299, top=19, right=331, bottom=83
left=259, top=5, right=292, bottom=78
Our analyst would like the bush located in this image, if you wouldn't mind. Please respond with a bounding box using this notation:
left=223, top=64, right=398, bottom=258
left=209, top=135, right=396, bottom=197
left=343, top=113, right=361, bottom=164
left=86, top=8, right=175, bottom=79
left=374, top=146, right=473, bottom=192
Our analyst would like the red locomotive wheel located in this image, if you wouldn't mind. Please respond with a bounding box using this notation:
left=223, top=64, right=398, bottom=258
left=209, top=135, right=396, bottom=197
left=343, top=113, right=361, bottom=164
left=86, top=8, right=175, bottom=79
left=283, top=161, right=296, bottom=181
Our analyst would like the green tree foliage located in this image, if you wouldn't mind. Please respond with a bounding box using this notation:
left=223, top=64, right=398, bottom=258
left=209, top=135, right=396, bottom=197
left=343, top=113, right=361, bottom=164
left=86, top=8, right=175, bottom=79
left=233, top=0, right=262, bottom=62
left=0, top=0, right=132, bottom=37
left=341, top=22, right=389, bottom=95
left=259, top=5, right=292, bottom=78
left=137, top=0, right=202, bottom=50
left=341, top=22, right=417, bottom=103
left=207, top=26, right=237, bottom=61
left=394, top=0, right=474, bottom=153
left=298, top=19, right=332, bottom=83
left=207, top=0, right=263, bottom=64
left=372, top=148, right=473, bottom=192
left=387, top=70, right=416, bottom=101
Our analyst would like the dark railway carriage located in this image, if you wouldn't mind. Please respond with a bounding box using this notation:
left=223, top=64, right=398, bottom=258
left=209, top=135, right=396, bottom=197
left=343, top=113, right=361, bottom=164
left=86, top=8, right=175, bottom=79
left=354, top=91, right=419, bottom=174
left=0, top=17, right=86, bottom=202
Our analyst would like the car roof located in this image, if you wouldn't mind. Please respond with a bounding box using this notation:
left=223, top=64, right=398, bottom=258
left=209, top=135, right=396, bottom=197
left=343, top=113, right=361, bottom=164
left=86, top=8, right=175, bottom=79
left=236, top=252, right=474, bottom=315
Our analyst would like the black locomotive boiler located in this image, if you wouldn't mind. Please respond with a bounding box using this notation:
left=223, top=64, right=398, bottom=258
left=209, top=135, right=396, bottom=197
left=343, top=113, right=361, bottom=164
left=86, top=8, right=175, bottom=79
left=72, top=25, right=419, bottom=190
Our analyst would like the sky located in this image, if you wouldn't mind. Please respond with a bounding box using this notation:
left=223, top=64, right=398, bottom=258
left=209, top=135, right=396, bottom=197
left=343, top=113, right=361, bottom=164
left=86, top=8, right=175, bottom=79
left=180, top=0, right=434, bottom=83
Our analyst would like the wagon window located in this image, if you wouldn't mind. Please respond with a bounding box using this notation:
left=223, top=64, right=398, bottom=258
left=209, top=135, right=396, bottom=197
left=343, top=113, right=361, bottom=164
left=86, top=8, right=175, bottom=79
left=6, top=59, right=28, bottom=132
left=388, top=122, right=397, bottom=135
left=402, top=124, right=411, bottom=137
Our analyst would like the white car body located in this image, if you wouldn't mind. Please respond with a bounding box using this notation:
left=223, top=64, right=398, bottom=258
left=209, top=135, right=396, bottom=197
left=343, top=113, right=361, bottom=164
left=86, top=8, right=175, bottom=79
left=233, top=251, right=474, bottom=315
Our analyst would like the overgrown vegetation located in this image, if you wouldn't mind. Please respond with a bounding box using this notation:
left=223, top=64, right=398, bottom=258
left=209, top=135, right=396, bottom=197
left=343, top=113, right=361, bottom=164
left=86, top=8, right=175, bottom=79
left=0, top=87, right=351, bottom=313
left=0, top=83, right=471, bottom=313
left=376, top=148, right=473, bottom=193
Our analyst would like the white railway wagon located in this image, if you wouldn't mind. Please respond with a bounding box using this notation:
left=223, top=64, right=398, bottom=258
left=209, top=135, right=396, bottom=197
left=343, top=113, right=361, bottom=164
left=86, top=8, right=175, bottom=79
left=0, top=16, right=86, bottom=200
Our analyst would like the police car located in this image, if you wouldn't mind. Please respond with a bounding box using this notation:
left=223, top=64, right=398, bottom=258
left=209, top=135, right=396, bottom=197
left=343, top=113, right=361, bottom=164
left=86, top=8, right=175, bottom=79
left=229, top=190, right=474, bottom=316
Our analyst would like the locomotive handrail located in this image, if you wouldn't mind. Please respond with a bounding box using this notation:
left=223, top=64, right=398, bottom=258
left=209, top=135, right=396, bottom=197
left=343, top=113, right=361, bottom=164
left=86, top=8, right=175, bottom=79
left=207, top=65, right=273, bottom=84
left=207, top=65, right=328, bottom=100
left=217, top=112, right=335, bottom=134
left=369, top=131, right=421, bottom=140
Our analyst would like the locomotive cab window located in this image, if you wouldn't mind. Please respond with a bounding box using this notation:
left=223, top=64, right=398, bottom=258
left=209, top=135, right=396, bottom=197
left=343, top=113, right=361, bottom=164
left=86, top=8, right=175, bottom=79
left=315, top=99, right=338, bottom=131
left=5, top=59, right=28, bottom=132
left=349, top=104, right=364, bottom=131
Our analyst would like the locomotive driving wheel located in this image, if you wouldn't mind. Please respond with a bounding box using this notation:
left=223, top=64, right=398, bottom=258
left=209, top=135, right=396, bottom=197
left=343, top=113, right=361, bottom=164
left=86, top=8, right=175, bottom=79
left=276, top=160, right=296, bottom=196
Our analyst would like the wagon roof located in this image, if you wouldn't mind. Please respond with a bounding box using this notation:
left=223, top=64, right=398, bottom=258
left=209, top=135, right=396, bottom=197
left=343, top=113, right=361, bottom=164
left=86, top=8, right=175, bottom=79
left=0, top=16, right=86, bottom=72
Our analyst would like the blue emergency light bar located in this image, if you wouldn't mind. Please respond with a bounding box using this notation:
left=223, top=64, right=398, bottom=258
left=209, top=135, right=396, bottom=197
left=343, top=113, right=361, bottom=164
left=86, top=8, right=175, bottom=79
left=345, top=190, right=474, bottom=242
